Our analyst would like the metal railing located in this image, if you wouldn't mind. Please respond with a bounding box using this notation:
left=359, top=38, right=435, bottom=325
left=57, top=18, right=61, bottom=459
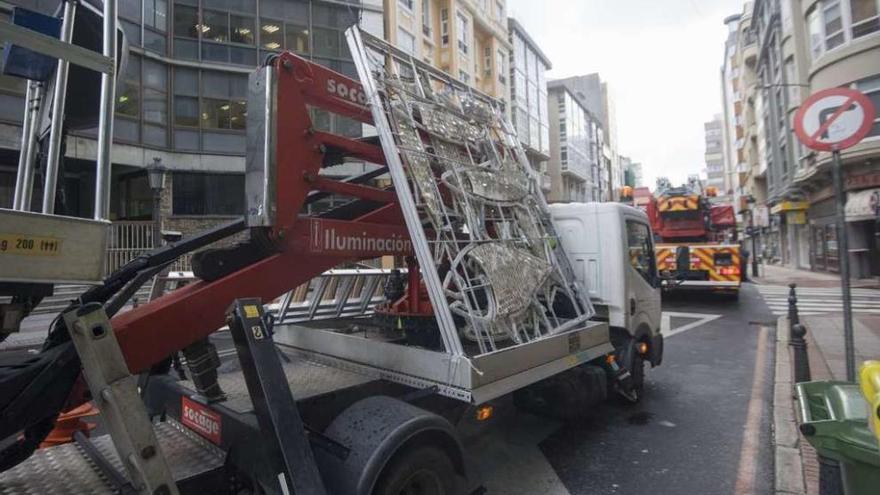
left=106, top=221, right=154, bottom=273
left=150, top=268, right=396, bottom=324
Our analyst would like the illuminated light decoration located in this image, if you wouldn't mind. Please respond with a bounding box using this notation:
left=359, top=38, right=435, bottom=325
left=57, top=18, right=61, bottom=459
left=118, top=95, right=128, bottom=103
left=262, top=24, right=280, bottom=33
left=264, top=42, right=281, bottom=50
left=196, top=24, right=210, bottom=33
left=220, top=104, right=230, bottom=111
left=236, top=28, right=251, bottom=35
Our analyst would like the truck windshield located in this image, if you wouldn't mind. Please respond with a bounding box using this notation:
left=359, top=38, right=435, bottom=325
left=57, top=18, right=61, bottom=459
left=626, top=220, right=657, bottom=284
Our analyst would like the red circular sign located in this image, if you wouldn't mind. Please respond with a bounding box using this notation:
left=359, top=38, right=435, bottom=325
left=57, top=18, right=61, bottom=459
left=794, top=87, right=876, bottom=152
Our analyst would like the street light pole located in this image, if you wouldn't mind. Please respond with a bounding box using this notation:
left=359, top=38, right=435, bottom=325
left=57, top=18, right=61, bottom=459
left=831, top=149, right=855, bottom=382
left=146, top=157, right=166, bottom=249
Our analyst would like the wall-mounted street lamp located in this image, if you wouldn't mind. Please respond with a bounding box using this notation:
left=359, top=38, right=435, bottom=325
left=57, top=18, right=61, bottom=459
left=146, top=157, right=167, bottom=249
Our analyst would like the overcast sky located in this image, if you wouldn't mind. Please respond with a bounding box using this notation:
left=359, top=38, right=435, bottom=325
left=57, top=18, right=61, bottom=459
left=508, top=0, right=747, bottom=188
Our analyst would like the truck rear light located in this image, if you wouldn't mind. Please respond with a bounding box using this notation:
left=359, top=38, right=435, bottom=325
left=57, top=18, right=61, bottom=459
left=718, top=267, right=740, bottom=276
left=476, top=405, right=494, bottom=421
left=637, top=342, right=648, bottom=355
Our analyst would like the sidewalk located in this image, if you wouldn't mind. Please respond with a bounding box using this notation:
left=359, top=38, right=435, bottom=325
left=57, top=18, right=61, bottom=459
left=753, top=263, right=880, bottom=289
left=769, top=304, right=880, bottom=494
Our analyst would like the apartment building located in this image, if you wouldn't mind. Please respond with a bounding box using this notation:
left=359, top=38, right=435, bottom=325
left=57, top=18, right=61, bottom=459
left=0, top=0, right=383, bottom=254
left=508, top=17, right=551, bottom=190
left=704, top=116, right=726, bottom=193
left=744, top=0, right=880, bottom=277
left=546, top=80, right=604, bottom=203
left=550, top=74, right=619, bottom=201
left=720, top=13, right=742, bottom=208
left=384, top=0, right=510, bottom=109
left=726, top=3, right=771, bottom=261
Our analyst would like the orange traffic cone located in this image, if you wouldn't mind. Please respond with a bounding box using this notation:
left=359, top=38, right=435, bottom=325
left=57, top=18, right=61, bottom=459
left=40, top=403, right=99, bottom=448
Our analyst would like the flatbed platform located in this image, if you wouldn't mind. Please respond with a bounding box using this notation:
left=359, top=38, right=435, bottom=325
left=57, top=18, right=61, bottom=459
left=0, top=420, right=223, bottom=494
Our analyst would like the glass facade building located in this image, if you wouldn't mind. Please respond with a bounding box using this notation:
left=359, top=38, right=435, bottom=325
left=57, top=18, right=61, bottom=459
left=0, top=0, right=382, bottom=220
left=508, top=18, right=549, bottom=169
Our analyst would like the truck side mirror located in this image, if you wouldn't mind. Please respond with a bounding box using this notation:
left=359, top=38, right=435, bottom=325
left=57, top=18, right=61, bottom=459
left=675, top=246, right=690, bottom=279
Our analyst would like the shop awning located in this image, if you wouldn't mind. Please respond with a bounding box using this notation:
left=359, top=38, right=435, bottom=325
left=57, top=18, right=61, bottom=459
left=845, top=188, right=880, bottom=222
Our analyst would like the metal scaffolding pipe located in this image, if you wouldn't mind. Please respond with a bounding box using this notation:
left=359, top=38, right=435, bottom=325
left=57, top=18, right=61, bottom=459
left=12, top=81, right=34, bottom=210
left=42, top=0, right=77, bottom=214
left=18, top=82, right=44, bottom=211
left=94, top=0, right=117, bottom=220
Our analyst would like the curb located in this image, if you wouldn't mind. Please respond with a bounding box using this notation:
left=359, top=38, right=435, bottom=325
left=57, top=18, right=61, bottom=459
left=773, top=316, right=807, bottom=494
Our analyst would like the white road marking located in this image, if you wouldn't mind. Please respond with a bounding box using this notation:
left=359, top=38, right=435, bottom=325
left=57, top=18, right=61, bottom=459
left=734, top=325, right=770, bottom=494
left=661, top=311, right=723, bottom=338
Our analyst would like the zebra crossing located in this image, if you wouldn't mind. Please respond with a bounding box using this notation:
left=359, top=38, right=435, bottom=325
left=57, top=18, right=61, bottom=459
left=755, top=284, right=880, bottom=316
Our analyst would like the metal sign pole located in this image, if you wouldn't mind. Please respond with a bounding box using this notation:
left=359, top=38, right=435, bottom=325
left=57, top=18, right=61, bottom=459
left=831, top=148, right=856, bottom=381
left=94, top=0, right=117, bottom=220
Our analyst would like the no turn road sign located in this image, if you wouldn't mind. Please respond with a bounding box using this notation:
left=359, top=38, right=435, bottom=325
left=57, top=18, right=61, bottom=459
left=794, top=87, right=876, bottom=152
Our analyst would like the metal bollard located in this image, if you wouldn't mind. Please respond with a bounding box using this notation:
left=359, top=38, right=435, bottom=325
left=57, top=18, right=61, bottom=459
left=788, top=283, right=800, bottom=336
left=790, top=323, right=812, bottom=383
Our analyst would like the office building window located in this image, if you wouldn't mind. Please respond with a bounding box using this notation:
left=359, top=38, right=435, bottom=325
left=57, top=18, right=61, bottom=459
left=456, top=11, right=468, bottom=55
left=851, top=0, right=880, bottom=38
left=855, top=76, right=880, bottom=137
left=142, top=60, right=167, bottom=125
left=399, top=0, right=414, bottom=11
left=119, top=0, right=142, bottom=22
left=145, top=0, right=168, bottom=31
left=201, top=71, right=247, bottom=131
left=496, top=49, right=506, bottom=84
left=174, top=4, right=199, bottom=39
left=807, top=0, right=880, bottom=59
left=285, top=23, right=309, bottom=53
left=173, top=172, right=245, bottom=216
left=439, top=8, right=451, bottom=46
left=260, top=18, right=283, bottom=50
left=496, top=0, right=504, bottom=21
left=422, top=0, right=432, bottom=36
left=231, top=15, right=256, bottom=45
left=397, top=28, right=416, bottom=54
left=116, top=55, right=140, bottom=118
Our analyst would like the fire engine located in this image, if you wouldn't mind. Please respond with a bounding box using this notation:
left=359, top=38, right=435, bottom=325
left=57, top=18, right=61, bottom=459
left=645, top=178, right=742, bottom=297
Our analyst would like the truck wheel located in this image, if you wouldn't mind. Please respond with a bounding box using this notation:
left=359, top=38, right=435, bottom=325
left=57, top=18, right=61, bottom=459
left=617, top=346, right=645, bottom=405
left=373, top=446, right=462, bottom=495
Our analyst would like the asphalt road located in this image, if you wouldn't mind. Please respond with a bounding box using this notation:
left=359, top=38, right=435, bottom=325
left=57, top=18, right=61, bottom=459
left=3, top=283, right=778, bottom=495
left=537, top=282, right=777, bottom=495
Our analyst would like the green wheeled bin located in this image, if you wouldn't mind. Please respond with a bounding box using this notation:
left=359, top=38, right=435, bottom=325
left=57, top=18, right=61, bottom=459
left=796, top=380, right=880, bottom=495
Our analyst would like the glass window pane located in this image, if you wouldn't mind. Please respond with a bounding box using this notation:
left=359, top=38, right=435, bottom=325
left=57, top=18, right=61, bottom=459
left=143, top=59, right=167, bottom=89
left=230, top=47, right=257, bottom=65
left=173, top=172, right=245, bottom=215
left=202, top=72, right=231, bottom=99
left=144, top=29, right=167, bottom=54
left=174, top=95, right=199, bottom=126
left=143, top=88, right=167, bottom=124
left=116, top=83, right=140, bottom=117
left=120, top=0, right=142, bottom=22
left=202, top=42, right=230, bottom=62
left=143, top=124, right=167, bottom=147
left=174, top=68, right=198, bottom=96
left=120, top=20, right=141, bottom=46
left=230, top=75, right=248, bottom=99
left=201, top=97, right=231, bottom=129
left=285, top=24, right=309, bottom=53
left=313, top=27, right=341, bottom=57
left=174, top=129, right=200, bottom=150
left=114, top=118, right=140, bottom=142
left=260, top=18, right=284, bottom=50
left=203, top=10, right=229, bottom=42
left=230, top=100, right=247, bottom=130
left=231, top=15, right=255, bottom=45
left=174, top=4, right=198, bottom=38
left=145, top=0, right=168, bottom=31
left=202, top=132, right=246, bottom=154
left=174, top=38, right=198, bottom=60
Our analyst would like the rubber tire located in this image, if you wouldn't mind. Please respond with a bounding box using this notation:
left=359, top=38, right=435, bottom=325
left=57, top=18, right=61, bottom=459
left=373, top=446, right=463, bottom=495
left=618, top=350, right=645, bottom=405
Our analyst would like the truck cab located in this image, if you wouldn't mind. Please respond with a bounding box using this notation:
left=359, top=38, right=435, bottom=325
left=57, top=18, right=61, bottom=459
left=550, top=203, right=664, bottom=369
